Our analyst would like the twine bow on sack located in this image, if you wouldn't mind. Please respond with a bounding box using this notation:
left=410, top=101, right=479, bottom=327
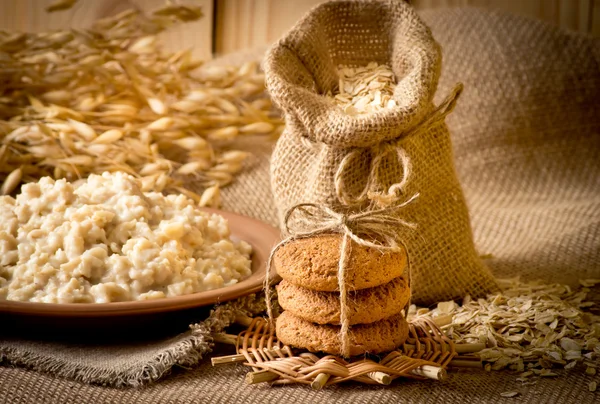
left=264, top=84, right=463, bottom=357
left=335, top=83, right=463, bottom=208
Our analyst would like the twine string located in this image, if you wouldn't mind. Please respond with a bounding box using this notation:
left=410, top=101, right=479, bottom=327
left=337, top=233, right=351, bottom=357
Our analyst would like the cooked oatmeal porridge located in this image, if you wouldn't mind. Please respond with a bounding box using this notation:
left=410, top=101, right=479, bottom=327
left=0, top=172, right=252, bottom=303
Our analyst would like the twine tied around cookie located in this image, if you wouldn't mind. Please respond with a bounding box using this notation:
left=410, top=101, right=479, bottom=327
left=264, top=194, right=418, bottom=357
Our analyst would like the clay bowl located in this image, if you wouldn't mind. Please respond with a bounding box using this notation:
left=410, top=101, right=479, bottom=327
left=0, top=208, right=280, bottom=339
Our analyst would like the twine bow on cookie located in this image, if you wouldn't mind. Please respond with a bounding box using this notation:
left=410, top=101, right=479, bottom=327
left=264, top=194, right=418, bottom=358
left=282, top=196, right=419, bottom=249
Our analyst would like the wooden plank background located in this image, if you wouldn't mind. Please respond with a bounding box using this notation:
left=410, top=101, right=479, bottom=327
left=0, top=0, right=597, bottom=58
left=214, top=0, right=599, bottom=55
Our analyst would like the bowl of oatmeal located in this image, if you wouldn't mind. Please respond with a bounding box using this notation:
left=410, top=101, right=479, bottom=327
left=0, top=172, right=279, bottom=317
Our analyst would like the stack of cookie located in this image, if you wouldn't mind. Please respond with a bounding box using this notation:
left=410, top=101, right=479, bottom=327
left=274, top=234, right=411, bottom=356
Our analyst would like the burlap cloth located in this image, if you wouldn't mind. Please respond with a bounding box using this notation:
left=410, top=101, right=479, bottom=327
left=1, top=7, right=599, bottom=404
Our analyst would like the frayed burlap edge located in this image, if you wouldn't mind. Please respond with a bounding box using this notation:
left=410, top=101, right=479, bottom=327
left=0, top=333, right=208, bottom=388
left=0, top=294, right=268, bottom=388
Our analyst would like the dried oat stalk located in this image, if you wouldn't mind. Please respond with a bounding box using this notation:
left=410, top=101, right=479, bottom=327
left=326, top=62, right=397, bottom=115
left=409, top=278, right=600, bottom=386
left=46, top=0, right=78, bottom=13
left=0, top=3, right=283, bottom=207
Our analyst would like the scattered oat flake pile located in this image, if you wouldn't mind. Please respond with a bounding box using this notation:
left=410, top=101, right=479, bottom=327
left=411, top=278, right=600, bottom=386
left=0, top=2, right=283, bottom=207
left=326, top=62, right=397, bottom=115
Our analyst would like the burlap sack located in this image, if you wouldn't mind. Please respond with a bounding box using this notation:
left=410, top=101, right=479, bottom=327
left=264, top=0, right=498, bottom=305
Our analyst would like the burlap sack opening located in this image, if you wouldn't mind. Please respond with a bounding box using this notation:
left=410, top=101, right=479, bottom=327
left=264, top=0, right=499, bottom=305
left=264, top=0, right=440, bottom=148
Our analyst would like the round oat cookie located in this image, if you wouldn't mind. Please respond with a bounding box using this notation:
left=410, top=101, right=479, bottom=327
left=273, top=234, right=407, bottom=291
left=276, top=311, right=409, bottom=356
left=277, top=276, right=410, bottom=325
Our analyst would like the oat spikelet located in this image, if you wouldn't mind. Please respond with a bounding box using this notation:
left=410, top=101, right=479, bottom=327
left=0, top=3, right=284, bottom=199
